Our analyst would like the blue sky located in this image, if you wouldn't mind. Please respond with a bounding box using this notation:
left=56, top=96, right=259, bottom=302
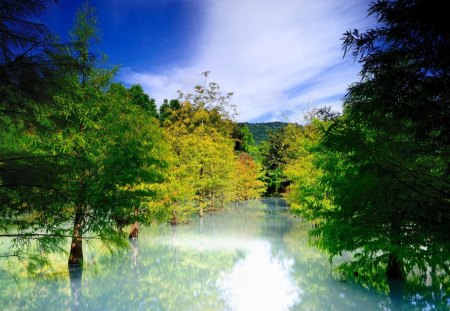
left=42, top=0, right=374, bottom=122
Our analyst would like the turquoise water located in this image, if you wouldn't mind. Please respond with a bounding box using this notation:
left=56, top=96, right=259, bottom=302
left=0, top=198, right=447, bottom=310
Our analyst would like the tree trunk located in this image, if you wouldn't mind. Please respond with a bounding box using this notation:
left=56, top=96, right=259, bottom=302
left=387, top=213, right=403, bottom=279
left=199, top=206, right=204, bottom=218
left=129, top=222, right=139, bottom=239
left=387, top=276, right=404, bottom=310
left=171, top=209, right=178, bottom=225
left=68, top=208, right=83, bottom=267
left=386, top=253, right=403, bottom=279
left=129, top=208, right=139, bottom=239
left=69, top=266, right=83, bottom=310
left=211, top=191, right=215, bottom=209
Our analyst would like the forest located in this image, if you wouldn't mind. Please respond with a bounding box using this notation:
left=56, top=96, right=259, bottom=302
left=1, top=0, right=449, bottom=309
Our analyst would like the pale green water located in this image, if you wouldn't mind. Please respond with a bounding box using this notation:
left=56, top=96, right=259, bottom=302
left=0, top=198, right=447, bottom=310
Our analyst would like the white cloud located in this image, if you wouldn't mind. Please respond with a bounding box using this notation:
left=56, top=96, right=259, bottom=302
left=119, top=0, right=373, bottom=122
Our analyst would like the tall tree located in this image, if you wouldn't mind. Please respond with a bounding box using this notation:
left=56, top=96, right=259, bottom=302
left=128, top=84, right=158, bottom=118
left=0, top=0, right=71, bottom=267
left=43, top=3, right=168, bottom=266
left=162, top=76, right=263, bottom=217
left=306, top=0, right=450, bottom=279
left=0, top=0, right=61, bottom=121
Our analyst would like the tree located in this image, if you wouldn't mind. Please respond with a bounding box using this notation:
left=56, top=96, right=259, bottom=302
left=42, top=2, right=168, bottom=266
left=232, top=124, right=254, bottom=153
left=161, top=75, right=264, bottom=217
left=305, top=0, right=450, bottom=280
left=0, top=0, right=62, bottom=122
left=0, top=0, right=74, bottom=269
left=159, top=99, right=181, bottom=124
left=163, top=100, right=237, bottom=217
left=234, top=153, right=265, bottom=200
left=284, top=120, right=330, bottom=220
left=177, top=71, right=235, bottom=121
left=128, top=84, right=158, bottom=117
left=262, top=124, right=303, bottom=195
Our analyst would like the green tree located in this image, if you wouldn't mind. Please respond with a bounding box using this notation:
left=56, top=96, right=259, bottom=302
left=233, top=124, right=254, bottom=153
left=306, top=0, right=450, bottom=280
left=43, top=3, right=168, bottom=266
left=163, top=100, right=237, bottom=218
left=0, top=0, right=73, bottom=269
left=262, top=124, right=303, bottom=195
left=159, top=99, right=181, bottom=124
left=284, top=120, right=331, bottom=220
left=161, top=76, right=264, bottom=216
left=128, top=84, right=158, bottom=117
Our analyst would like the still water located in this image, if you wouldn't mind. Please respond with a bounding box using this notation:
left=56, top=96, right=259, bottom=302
left=0, top=199, right=447, bottom=310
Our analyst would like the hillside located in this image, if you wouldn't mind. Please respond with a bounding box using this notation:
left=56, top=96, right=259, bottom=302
left=240, top=122, right=288, bottom=145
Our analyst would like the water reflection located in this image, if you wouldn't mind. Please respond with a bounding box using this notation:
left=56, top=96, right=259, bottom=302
left=0, top=198, right=447, bottom=310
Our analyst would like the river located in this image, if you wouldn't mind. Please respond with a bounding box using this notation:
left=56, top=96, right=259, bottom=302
left=0, top=198, right=447, bottom=310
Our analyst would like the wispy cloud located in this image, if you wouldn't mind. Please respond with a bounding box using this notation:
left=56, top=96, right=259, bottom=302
left=119, top=0, right=373, bottom=122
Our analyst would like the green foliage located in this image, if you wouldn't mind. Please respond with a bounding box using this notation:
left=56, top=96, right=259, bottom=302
left=261, top=123, right=303, bottom=195
left=291, top=0, right=450, bottom=280
left=1, top=1, right=169, bottom=268
left=128, top=84, right=158, bottom=117
left=232, top=124, right=254, bottom=153
left=0, top=0, right=72, bottom=268
left=162, top=96, right=236, bottom=213
left=283, top=120, right=332, bottom=219
left=161, top=78, right=265, bottom=216
left=178, top=71, right=235, bottom=120
left=159, top=99, right=181, bottom=124
left=234, top=153, right=266, bottom=200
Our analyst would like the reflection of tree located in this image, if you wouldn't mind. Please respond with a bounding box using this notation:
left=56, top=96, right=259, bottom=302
left=284, top=221, right=450, bottom=310
left=69, top=267, right=84, bottom=310
left=80, top=230, right=237, bottom=311
left=284, top=223, right=393, bottom=310
left=401, top=272, right=449, bottom=310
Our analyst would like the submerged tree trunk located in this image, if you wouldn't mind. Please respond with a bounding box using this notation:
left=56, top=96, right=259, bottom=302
left=130, top=238, right=139, bottom=273
left=171, top=209, right=178, bottom=225
left=129, top=208, right=139, bottom=239
left=69, top=266, right=83, bottom=310
left=388, top=276, right=404, bottom=310
left=129, top=222, right=139, bottom=239
left=199, top=216, right=204, bottom=232
left=68, top=208, right=84, bottom=267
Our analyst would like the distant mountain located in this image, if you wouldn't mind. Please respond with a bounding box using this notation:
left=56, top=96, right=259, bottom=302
left=240, top=122, right=288, bottom=145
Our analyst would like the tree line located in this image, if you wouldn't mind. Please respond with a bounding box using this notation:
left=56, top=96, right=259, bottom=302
left=0, top=1, right=264, bottom=269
